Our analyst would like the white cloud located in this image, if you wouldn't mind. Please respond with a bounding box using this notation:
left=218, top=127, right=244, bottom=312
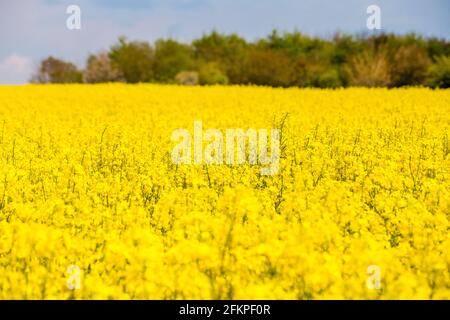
left=0, top=54, right=34, bottom=84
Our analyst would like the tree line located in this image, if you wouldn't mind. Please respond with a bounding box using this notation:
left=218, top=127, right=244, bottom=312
left=31, top=30, right=450, bottom=88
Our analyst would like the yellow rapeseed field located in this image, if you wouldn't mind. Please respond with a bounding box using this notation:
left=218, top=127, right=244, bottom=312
left=0, top=84, right=449, bottom=299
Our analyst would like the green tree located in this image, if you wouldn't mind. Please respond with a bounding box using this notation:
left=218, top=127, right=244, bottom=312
left=428, top=55, right=450, bottom=88
left=31, top=56, right=82, bottom=83
left=264, top=30, right=328, bottom=57
left=246, top=47, right=296, bottom=87
left=426, top=38, right=450, bottom=61
left=390, top=44, right=431, bottom=87
left=193, top=31, right=227, bottom=62
left=193, top=32, right=249, bottom=83
left=331, top=34, right=362, bottom=65
left=109, top=37, right=154, bottom=83
left=153, top=39, right=195, bottom=82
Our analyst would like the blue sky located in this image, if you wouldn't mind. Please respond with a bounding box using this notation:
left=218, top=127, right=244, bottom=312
left=1, top=0, right=449, bottom=84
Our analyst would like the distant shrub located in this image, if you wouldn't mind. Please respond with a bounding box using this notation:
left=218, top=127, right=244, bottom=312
left=313, top=69, right=342, bottom=88
left=175, top=71, right=199, bottom=86
left=198, top=63, right=229, bottom=85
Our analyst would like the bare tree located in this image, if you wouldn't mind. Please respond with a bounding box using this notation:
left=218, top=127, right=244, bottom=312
left=84, top=52, right=123, bottom=83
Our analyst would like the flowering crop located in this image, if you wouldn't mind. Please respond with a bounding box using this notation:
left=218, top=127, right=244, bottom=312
left=0, top=84, right=449, bottom=299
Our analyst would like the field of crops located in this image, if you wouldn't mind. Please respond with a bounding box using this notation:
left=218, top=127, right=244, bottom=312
left=0, top=85, right=449, bottom=299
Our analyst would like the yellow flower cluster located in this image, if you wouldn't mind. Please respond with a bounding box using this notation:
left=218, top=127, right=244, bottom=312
left=0, top=84, right=449, bottom=299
